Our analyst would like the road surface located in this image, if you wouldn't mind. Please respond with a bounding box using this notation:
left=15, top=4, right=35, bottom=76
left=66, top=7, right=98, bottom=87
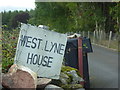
left=88, top=45, right=118, bottom=88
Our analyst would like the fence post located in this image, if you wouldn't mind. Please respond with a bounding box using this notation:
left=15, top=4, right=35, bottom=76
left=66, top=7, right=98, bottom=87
left=108, top=31, right=112, bottom=48
left=99, top=30, right=100, bottom=38
left=117, top=17, right=120, bottom=32
left=96, top=30, right=99, bottom=39
left=100, top=30, right=102, bottom=43
left=93, top=31, right=96, bottom=44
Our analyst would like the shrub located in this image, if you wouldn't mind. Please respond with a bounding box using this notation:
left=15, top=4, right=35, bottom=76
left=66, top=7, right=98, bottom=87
left=2, top=29, right=19, bottom=73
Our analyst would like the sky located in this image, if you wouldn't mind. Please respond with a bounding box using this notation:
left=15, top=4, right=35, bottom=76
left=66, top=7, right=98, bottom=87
left=0, top=0, right=35, bottom=12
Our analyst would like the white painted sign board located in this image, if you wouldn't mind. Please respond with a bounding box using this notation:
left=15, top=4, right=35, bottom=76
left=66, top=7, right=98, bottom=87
left=14, top=24, right=67, bottom=79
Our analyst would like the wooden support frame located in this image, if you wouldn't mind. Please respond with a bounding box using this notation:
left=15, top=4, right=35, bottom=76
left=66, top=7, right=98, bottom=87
left=78, top=37, right=84, bottom=86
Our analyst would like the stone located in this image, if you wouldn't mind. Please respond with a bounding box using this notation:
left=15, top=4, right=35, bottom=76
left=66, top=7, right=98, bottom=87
left=37, top=78, right=52, bottom=88
left=59, top=72, right=70, bottom=84
left=45, top=84, right=64, bottom=90
left=2, top=64, right=37, bottom=89
left=50, top=72, right=71, bottom=86
left=51, top=65, right=84, bottom=87
left=67, top=70, right=84, bottom=84
left=8, top=64, right=18, bottom=73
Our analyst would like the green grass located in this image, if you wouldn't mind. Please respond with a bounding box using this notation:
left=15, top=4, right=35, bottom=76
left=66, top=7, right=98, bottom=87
left=91, top=38, right=118, bottom=51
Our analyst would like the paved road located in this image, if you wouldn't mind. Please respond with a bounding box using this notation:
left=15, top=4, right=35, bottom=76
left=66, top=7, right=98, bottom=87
left=88, top=45, right=118, bottom=88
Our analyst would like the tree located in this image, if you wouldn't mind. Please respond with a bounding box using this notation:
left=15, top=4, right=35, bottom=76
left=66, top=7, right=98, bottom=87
left=109, top=3, right=120, bottom=32
left=34, top=2, right=70, bottom=33
left=2, top=10, right=30, bottom=29
left=2, top=2, right=117, bottom=32
left=11, top=12, right=30, bottom=28
left=34, top=2, right=119, bottom=33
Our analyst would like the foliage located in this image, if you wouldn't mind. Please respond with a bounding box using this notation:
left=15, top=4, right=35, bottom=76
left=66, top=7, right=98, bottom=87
left=28, top=9, right=36, bottom=25
left=61, top=65, right=78, bottom=73
left=51, top=65, right=83, bottom=89
left=61, top=84, right=83, bottom=89
left=2, top=29, right=19, bottom=73
left=11, top=12, right=30, bottom=28
left=2, top=10, right=32, bottom=29
left=32, top=2, right=119, bottom=33
left=2, top=3, right=119, bottom=33
left=110, top=3, right=120, bottom=32
left=34, top=2, right=70, bottom=33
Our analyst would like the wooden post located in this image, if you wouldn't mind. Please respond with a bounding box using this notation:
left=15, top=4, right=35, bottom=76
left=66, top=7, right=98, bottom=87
left=108, top=31, right=112, bottom=48
left=96, top=30, right=99, bottom=39
left=99, top=30, right=100, bottom=39
left=117, top=17, right=120, bottom=32
left=78, top=37, right=84, bottom=86
left=96, top=21, right=98, bottom=31
left=95, top=21, right=99, bottom=40
left=93, top=31, right=96, bottom=44
left=103, top=31, right=106, bottom=40
left=100, top=30, right=103, bottom=43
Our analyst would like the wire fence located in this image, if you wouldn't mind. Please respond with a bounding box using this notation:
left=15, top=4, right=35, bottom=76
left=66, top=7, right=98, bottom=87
left=68, top=30, right=119, bottom=51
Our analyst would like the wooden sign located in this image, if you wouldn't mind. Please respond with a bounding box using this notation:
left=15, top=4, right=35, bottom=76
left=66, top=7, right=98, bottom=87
left=14, top=24, right=67, bottom=79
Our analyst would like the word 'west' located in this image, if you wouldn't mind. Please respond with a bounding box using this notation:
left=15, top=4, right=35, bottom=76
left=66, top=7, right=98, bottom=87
left=19, top=35, right=65, bottom=55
